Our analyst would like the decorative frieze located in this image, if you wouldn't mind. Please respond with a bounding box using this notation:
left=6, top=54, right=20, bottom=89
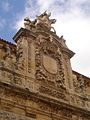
left=39, top=86, right=68, bottom=101
left=73, top=74, right=86, bottom=94
left=70, top=94, right=87, bottom=109
left=0, top=87, right=26, bottom=105
left=0, top=110, right=89, bottom=120
left=0, top=110, right=34, bottom=120
left=0, top=69, right=24, bottom=87
left=0, top=44, right=15, bottom=70
left=0, top=85, right=90, bottom=120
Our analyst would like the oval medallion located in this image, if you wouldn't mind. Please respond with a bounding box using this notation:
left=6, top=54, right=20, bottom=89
left=43, top=55, right=57, bottom=74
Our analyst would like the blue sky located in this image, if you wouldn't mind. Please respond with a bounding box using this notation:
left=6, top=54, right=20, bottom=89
left=0, top=0, right=90, bottom=77
left=0, top=0, right=26, bottom=42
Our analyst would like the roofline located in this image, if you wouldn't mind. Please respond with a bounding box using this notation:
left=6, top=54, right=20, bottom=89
left=0, top=38, right=16, bottom=48
left=73, top=70, right=90, bottom=79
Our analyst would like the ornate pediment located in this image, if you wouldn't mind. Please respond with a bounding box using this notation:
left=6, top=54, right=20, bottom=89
left=24, top=11, right=56, bottom=33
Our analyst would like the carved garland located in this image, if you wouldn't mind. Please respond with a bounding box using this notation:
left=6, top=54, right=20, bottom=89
left=73, top=74, right=86, bottom=94
left=39, top=86, right=67, bottom=101
left=28, top=40, right=31, bottom=73
left=37, top=100, right=90, bottom=120
left=16, top=38, right=25, bottom=70
left=35, top=35, right=65, bottom=89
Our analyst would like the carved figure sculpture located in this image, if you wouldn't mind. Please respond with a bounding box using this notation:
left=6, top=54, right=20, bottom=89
left=24, top=11, right=56, bottom=33
left=24, top=17, right=37, bottom=30
left=73, top=74, right=86, bottom=94
left=36, top=11, right=56, bottom=33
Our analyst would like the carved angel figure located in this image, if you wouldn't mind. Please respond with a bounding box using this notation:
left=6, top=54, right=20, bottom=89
left=24, top=11, right=56, bottom=33
left=24, top=17, right=37, bottom=30
left=36, top=11, right=56, bottom=33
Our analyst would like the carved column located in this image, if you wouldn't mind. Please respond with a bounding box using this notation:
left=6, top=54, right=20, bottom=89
left=15, top=36, right=28, bottom=75
left=13, top=28, right=37, bottom=79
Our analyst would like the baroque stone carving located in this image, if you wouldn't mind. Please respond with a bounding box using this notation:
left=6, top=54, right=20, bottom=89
left=2, top=45, right=14, bottom=69
left=15, top=38, right=25, bottom=70
left=0, top=12, right=90, bottom=120
left=0, top=110, right=33, bottom=120
left=24, top=17, right=37, bottom=31
left=3, top=45, right=13, bottom=60
left=0, top=70, right=13, bottom=84
left=13, top=76, right=22, bottom=85
left=73, top=74, right=86, bottom=94
left=0, top=87, right=26, bottom=105
left=35, top=35, right=65, bottom=89
left=24, top=11, right=56, bottom=33
left=28, top=41, right=31, bottom=73
left=52, top=107, right=73, bottom=119
left=70, top=95, right=85, bottom=108
left=0, top=69, right=23, bottom=86
left=38, top=101, right=51, bottom=112
left=39, top=86, right=67, bottom=101
left=5, top=72, right=13, bottom=83
left=36, top=11, right=56, bottom=33
left=37, top=100, right=87, bottom=120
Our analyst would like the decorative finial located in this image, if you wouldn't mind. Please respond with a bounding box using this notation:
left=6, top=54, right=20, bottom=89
left=24, top=12, right=56, bottom=33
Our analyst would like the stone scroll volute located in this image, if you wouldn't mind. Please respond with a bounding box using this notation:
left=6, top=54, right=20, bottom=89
left=35, top=34, right=66, bottom=89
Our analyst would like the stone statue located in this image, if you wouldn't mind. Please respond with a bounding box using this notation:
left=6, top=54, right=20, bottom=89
left=24, top=17, right=37, bottom=30
left=24, top=11, right=56, bottom=33
left=36, top=11, right=56, bottom=33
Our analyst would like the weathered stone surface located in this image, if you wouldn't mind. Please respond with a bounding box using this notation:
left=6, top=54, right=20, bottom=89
left=0, top=12, right=90, bottom=120
left=43, top=55, right=57, bottom=74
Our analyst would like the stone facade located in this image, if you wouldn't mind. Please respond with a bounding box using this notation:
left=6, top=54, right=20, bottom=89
left=0, top=12, right=90, bottom=120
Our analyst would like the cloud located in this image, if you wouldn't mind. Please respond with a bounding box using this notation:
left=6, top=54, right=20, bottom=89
left=1, top=0, right=12, bottom=12
left=13, top=0, right=90, bottom=29
left=13, top=0, right=90, bottom=76
left=37, top=0, right=90, bottom=77
left=57, top=18, right=90, bottom=76
left=13, top=0, right=39, bottom=30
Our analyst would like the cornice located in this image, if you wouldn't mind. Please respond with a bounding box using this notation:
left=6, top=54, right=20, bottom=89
left=0, top=38, right=16, bottom=54
left=0, top=38, right=16, bottom=48
left=13, top=28, right=75, bottom=58
left=13, top=28, right=37, bottom=42
left=0, top=81, right=90, bottom=116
